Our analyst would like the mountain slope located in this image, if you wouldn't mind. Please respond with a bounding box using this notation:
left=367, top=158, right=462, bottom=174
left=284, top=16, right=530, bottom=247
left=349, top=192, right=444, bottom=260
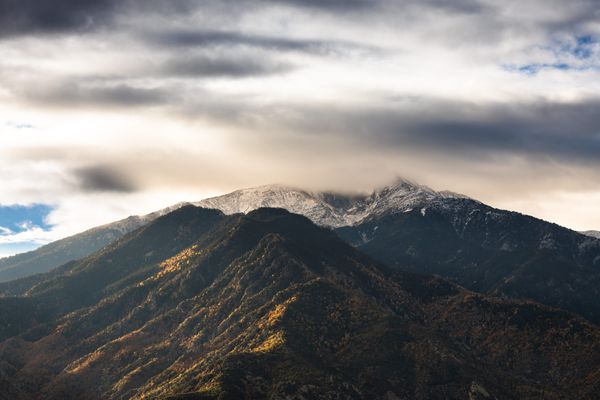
left=336, top=198, right=600, bottom=324
left=0, top=206, right=227, bottom=321
left=0, top=207, right=598, bottom=399
left=0, top=203, right=188, bottom=283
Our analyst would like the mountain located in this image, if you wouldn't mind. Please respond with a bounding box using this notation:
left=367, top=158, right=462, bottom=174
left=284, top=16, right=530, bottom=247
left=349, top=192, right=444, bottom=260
left=0, top=203, right=188, bottom=283
left=194, top=179, right=466, bottom=228
left=0, top=179, right=466, bottom=282
left=198, top=180, right=600, bottom=324
left=582, top=230, right=600, bottom=239
left=1, top=206, right=598, bottom=399
left=3, top=178, right=600, bottom=326
left=336, top=197, right=600, bottom=324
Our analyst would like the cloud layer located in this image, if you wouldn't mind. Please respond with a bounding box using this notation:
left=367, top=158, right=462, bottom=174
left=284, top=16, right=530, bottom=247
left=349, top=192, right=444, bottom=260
left=1, top=0, right=600, bottom=247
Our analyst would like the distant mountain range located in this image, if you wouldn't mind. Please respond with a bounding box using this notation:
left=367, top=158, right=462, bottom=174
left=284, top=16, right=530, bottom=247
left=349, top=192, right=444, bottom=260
left=1, top=206, right=598, bottom=399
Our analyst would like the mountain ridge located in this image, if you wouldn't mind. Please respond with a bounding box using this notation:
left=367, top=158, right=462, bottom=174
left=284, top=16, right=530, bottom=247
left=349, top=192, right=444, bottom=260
left=1, top=206, right=598, bottom=399
left=0, top=178, right=466, bottom=282
left=194, top=178, right=471, bottom=228
left=0, top=202, right=190, bottom=283
left=3, top=179, right=600, bottom=328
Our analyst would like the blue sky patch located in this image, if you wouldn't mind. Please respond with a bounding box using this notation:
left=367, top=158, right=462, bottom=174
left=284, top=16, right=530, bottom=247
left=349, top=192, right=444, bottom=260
left=0, top=204, right=54, bottom=258
left=0, top=204, right=54, bottom=234
left=505, top=34, right=598, bottom=76
left=573, top=35, right=596, bottom=59
left=504, top=62, right=573, bottom=75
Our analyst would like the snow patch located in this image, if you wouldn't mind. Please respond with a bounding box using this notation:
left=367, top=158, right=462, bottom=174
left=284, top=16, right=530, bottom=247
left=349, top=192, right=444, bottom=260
left=194, top=180, right=471, bottom=228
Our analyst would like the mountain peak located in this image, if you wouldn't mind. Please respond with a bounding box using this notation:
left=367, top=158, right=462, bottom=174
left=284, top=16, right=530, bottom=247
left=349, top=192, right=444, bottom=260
left=387, top=176, right=426, bottom=190
left=0, top=178, right=474, bottom=283
left=195, top=179, right=471, bottom=228
left=378, top=177, right=469, bottom=200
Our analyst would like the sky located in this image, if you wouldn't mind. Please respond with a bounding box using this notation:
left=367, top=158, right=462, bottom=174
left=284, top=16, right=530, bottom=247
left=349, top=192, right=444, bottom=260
left=1, top=0, right=600, bottom=257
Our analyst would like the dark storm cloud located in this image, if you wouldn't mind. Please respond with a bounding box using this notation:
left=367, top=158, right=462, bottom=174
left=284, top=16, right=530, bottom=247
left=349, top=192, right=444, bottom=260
left=0, top=0, right=376, bottom=38
left=0, top=0, right=216, bottom=37
left=160, top=55, right=293, bottom=78
left=0, top=0, right=224, bottom=38
left=0, top=0, right=595, bottom=40
left=0, top=0, right=117, bottom=36
left=74, top=166, right=138, bottom=193
left=243, top=97, right=600, bottom=165
left=398, top=99, right=600, bottom=160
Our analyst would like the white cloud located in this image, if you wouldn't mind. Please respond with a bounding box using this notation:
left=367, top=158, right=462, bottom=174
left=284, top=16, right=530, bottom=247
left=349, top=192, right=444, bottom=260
left=0, top=224, right=52, bottom=245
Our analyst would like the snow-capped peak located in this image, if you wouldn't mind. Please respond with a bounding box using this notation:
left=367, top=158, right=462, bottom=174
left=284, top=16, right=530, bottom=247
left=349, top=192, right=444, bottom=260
left=195, top=184, right=350, bottom=227
left=194, top=179, right=471, bottom=228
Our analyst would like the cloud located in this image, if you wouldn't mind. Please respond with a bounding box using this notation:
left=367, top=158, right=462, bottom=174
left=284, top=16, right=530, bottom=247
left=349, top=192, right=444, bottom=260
left=146, top=29, right=377, bottom=57
left=0, top=0, right=208, bottom=38
left=0, top=0, right=377, bottom=39
left=74, top=166, right=138, bottom=193
left=260, top=0, right=486, bottom=14
left=0, top=0, right=117, bottom=37
left=265, top=0, right=375, bottom=11
left=159, top=54, right=294, bottom=78
left=0, top=224, right=54, bottom=245
left=246, top=97, right=600, bottom=165
left=1, top=52, right=296, bottom=111
left=18, top=81, right=172, bottom=109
